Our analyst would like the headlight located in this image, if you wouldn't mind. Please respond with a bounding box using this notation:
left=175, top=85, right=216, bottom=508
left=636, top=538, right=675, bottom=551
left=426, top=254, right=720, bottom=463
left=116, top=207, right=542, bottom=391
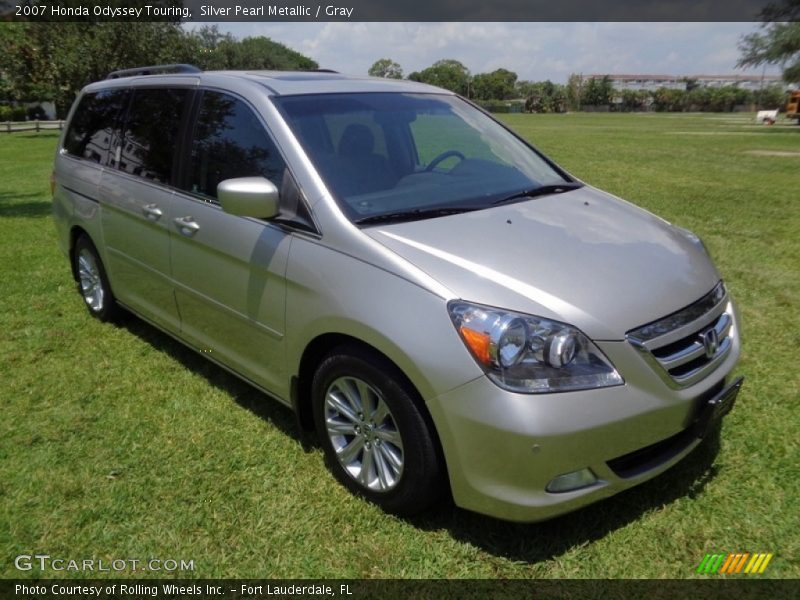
left=448, top=301, right=624, bottom=393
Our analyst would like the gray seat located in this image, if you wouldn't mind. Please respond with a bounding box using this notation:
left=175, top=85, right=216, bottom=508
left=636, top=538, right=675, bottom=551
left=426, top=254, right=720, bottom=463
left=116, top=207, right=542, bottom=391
left=328, top=124, right=396, bottom=196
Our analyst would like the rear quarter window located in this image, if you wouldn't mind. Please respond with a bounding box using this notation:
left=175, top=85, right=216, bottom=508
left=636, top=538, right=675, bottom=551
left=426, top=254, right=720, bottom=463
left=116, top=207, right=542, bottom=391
left=62, top=90, right=128, bottom=164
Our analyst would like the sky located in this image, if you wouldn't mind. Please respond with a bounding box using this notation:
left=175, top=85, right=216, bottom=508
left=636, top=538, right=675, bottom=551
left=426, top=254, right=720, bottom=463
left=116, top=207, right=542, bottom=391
left=189, top=22, right=782, bottom=84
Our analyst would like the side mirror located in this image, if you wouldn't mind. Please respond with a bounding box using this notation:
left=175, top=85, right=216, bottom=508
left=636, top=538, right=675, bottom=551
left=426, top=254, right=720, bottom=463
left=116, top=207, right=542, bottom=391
left=217, top=177, right=280, bottom=219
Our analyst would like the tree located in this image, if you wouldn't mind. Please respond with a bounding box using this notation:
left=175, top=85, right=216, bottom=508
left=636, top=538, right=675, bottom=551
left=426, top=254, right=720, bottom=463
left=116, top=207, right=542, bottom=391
left=0, top=22, right=196, bottom=117
left=182, top=26, right=318, bottom=72
left=683, top=77, right=700, bottom=92
left=581, top=76, right=613, bottom=108
left=598, top=76, right=614, bottom=106
left=757, top=84, right=789, bottom=109
left=519, top=80, right=566, bottom=113
left=189, top=25, right=235, bottom=71
left=620, top=89, right=650, bottom=112
left=738, top=0, right=800, bottom=83
left=549, top=85, right=567, bottom=113
left=651, top=87, right=685, bottom=112
left=565, top=73, right=583, bottom=111
left=0, top=23, right=317, bottom=117
left=0, top=72, right=11, bottom=103
left=219, top=36, right=317, bottom=71
left=368, top=58, right=403, bottom=79
left=685, top=86, right=711, bottom=111
left=472, top=68, right=517, bottom=101
left=412, top=59, right=470, bottom=95
left=705, top=86, right=738, bottom=112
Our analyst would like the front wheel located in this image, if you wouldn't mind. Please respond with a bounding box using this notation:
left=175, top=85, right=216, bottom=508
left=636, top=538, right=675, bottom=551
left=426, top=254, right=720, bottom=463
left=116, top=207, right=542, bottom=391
left=73, top=235, right=122, bottom=322
left=312, top=346, right=446, bottom=516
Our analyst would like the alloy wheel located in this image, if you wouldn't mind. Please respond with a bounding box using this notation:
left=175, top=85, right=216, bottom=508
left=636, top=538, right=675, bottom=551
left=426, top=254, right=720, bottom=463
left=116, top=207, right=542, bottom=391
left=324, top=376, right=404, bottom=492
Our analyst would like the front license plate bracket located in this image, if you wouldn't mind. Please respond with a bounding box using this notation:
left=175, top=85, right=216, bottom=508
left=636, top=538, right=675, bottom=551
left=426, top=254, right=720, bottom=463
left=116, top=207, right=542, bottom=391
left=693, top=376, right=744, bottom=439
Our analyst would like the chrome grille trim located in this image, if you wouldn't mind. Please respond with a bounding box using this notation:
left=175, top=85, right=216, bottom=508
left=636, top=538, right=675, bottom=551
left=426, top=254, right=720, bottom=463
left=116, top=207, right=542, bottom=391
left=626, top=282, right=734, bottom=389
left=657, top=313, right=732, bottom=371
left=672, top=336, right=732, bottom=386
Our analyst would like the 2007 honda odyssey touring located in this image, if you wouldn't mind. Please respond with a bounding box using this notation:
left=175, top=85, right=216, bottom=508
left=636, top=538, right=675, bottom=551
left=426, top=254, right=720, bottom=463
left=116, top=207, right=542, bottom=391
left=52, top=65, right=742, bottom=521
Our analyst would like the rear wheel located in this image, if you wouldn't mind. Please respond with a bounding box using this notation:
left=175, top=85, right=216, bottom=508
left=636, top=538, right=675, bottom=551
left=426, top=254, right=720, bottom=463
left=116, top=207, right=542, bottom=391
left=73, top=235, right=122, bottom=322
left=312, top=345, right=445, bottom=516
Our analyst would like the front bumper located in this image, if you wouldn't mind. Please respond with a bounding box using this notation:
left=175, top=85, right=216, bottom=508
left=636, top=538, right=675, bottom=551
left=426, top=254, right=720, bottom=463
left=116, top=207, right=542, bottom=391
left=427, top=330, right=741, bottom=522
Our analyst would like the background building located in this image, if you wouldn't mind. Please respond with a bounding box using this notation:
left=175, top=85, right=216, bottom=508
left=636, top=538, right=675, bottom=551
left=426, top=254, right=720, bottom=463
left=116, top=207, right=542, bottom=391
left=591, top=74, right=785, bottom=92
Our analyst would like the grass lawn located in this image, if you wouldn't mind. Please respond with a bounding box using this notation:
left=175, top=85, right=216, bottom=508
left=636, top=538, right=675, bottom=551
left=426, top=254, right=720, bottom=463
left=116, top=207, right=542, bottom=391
left=1, top=113, right=798, bottom=579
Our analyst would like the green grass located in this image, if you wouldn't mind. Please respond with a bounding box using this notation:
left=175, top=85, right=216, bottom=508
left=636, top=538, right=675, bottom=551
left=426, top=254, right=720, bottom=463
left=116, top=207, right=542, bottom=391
left=1, top=113, right=798, bottom=579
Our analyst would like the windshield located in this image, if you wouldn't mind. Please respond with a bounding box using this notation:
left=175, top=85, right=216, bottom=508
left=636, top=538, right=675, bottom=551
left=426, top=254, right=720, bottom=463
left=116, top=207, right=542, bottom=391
left=273, top=93, right=572, bottom=224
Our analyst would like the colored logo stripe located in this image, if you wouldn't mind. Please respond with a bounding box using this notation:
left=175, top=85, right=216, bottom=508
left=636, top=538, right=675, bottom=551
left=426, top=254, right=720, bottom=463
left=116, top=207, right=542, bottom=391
left=697, top=554, right=726, bottom=573
left=720, top=553, right=748, bottom=573
left=745, top=553, right=773, bottom=574
left=697, top=553, right=773, bottom=574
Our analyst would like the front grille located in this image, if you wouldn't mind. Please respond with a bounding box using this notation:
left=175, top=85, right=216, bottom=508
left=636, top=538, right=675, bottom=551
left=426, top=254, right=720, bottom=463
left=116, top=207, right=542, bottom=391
left=626, top=282, right=734, bottom=388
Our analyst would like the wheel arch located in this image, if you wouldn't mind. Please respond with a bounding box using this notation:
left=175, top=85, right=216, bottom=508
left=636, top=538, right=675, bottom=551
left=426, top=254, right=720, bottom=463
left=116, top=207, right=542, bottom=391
left=292, top=331, right=451, bottom=500
left=292, top=333, right=424, bottom=428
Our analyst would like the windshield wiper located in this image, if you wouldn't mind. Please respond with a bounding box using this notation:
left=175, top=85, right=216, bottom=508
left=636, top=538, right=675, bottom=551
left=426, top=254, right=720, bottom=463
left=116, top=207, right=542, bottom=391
left=492, top=182, right=583, bottom=206
left=354, top=183, right=583, bottom=225
left=354, top=206, right=479, bottom=226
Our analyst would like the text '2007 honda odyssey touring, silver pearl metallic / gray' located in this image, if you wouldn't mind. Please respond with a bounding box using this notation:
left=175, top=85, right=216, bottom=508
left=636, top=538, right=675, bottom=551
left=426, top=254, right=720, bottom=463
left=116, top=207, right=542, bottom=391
left=52, top=65, right=742, bottom=521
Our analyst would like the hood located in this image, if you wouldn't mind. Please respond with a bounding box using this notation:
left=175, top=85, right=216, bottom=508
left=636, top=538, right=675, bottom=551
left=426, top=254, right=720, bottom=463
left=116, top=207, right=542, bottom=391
left=364, top=186, right=720, bottom=340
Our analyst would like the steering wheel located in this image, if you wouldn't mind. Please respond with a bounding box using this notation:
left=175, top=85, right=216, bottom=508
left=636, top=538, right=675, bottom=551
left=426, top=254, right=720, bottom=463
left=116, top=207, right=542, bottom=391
left=424, top=150, right=466, bottom=172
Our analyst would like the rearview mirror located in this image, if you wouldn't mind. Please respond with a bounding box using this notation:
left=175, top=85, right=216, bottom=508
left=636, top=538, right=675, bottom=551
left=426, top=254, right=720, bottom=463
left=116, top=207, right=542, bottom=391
left=217, top=177, right=280, bottom=219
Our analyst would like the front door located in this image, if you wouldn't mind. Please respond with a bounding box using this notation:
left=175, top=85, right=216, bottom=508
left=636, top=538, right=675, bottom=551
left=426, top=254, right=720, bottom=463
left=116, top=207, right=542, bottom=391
left=170, top=90, right=291, bottom=394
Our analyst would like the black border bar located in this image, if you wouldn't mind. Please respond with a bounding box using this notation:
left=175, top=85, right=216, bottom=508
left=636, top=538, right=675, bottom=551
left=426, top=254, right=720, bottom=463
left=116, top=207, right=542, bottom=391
left=0, top=0, right=776, bottom=22
left=3, top=579, right=799, bottom=600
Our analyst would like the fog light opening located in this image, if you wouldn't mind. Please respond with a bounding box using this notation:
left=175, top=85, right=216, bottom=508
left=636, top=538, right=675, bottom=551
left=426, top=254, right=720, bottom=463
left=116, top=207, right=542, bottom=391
left=546, top=468, right=598, bottom=493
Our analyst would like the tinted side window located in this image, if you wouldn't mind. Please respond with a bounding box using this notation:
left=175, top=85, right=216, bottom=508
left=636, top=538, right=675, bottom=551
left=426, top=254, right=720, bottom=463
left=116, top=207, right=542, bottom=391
left=63, top=90, right=127, bottom=164
left=187, top=91, right=286, bottom=199
left=116, top=88, right=188, bottom=184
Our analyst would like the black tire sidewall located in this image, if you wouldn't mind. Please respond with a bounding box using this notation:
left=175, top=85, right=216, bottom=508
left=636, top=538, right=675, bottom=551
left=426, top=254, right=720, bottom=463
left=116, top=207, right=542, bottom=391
left=311, top=347, right=443, bottom=516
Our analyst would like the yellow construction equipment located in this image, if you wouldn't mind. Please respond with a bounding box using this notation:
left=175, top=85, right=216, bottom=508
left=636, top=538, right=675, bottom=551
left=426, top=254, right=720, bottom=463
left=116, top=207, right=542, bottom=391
left=786, top=91, right=800, bottom=122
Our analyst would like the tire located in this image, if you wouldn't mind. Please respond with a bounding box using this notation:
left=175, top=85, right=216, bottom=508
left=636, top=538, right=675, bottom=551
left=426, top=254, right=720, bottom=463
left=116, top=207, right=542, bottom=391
left=73, top=235, right=122, bottom=322
left=312, top=345, right=445, bottom=516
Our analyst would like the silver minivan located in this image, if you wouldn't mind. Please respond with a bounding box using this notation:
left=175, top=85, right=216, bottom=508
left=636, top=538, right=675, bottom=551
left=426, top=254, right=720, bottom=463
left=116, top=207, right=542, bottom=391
left=52, top=65, right=742, bottom=522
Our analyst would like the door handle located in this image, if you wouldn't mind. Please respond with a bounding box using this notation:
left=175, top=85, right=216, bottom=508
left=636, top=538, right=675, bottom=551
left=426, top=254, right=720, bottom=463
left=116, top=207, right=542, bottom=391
left=174, top=216, right=200, bottom=237
left=142, top=203, right=163, bottom=220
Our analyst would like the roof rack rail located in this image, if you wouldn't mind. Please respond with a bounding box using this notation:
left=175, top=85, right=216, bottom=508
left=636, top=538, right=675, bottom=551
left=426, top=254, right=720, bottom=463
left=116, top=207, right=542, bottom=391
left=106, top=64, right=201, bottom=80
left=312, top=69, right=339, bottom=74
